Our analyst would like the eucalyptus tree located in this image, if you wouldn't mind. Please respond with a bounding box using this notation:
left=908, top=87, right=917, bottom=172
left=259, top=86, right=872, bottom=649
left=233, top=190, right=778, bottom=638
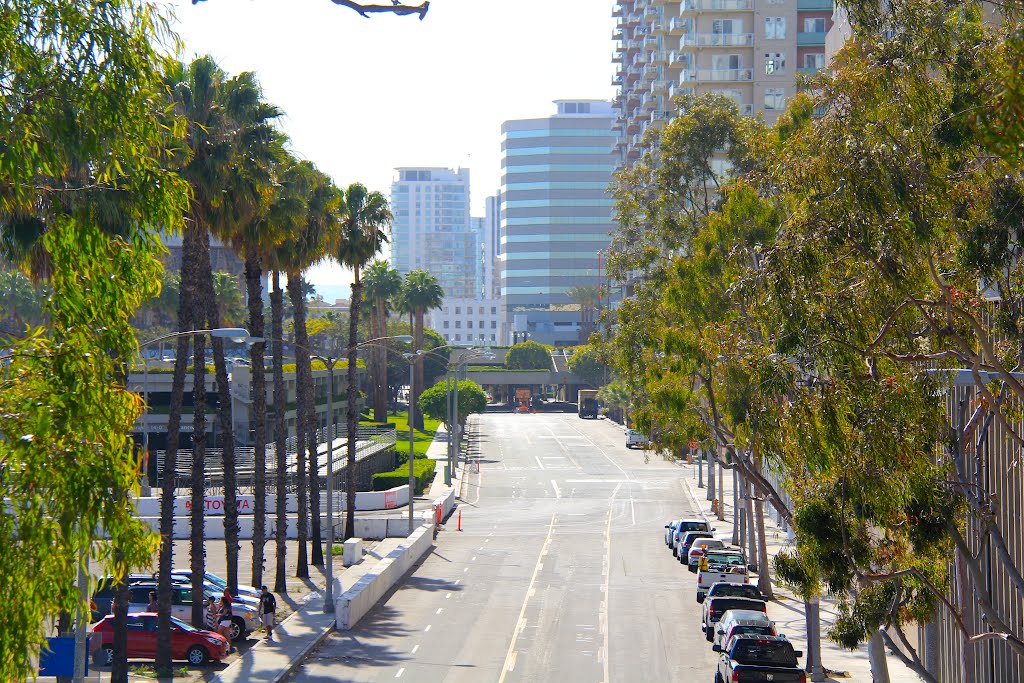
left=362, top=260, right=403, bottom=421
left=399, top=269, right=444, bottom=430
left=0, top=1, right=188, bottom=679
left=336, top=183, right=392, bottom=540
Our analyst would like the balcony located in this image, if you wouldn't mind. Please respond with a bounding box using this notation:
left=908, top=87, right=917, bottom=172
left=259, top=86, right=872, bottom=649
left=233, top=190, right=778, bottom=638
left=651, top=21, right=668, bottom=34
left=612, top=75, right=624, bottom=86
left=650, top=50, right=669, bottom=64
left=644, top=64, right=660, bottom=80
left=669, top=16, right=688, bottom=34
left=797, top=66, right=823, bottom=76
left=668, top=50, right=690, bottom=68
left=681, top=0, right=753, bottom=12
left=683, top=68, right=754, bottom=82
left=797, top=31, right=827, bottom=46
left=797, top=0, right=833, bottom=9
left=643, top=34, right=659, bottom=49
left=613, top=51, right=623, bottom=64
left=652, top=78, right=670, bottom=94
left=612, top=29, right=624, bottom=41
left=680, top=32, right=754, bottom=47
left=643, top=6, right=659, bottom=21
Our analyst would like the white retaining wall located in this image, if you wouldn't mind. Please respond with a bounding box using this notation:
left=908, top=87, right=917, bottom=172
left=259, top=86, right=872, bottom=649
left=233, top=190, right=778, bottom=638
left=132, top=486, right=410, bottom=517
left=335, top=523, right=435, bottom=630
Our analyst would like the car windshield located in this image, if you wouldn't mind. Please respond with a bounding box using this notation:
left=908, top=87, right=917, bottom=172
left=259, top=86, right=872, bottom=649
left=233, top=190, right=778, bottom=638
left=732, top=640, right=798, bottom=666
left=204, top=573, right=227, bottom=588
left=170, top=616, right=199, bottom=632
left=732, top=625, right=774, bottom=637
left=705, top=553, right=744, bottom=566
left=713, top=585, right=761, bottom=599
left=678, top=522, right=708, bottom=532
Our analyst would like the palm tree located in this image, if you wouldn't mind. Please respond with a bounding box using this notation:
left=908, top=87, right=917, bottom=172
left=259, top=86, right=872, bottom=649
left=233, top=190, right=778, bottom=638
left=278, top=161, right=341, bottom=574
left=400, top=270, right=444, bottom=430
left=362, top=260, right=402, bottom=422
left=212, top=272, right=245, bottom=326
left=567, top=284, right=599, bottom=344
left=336, top=183, right=391, bottom=540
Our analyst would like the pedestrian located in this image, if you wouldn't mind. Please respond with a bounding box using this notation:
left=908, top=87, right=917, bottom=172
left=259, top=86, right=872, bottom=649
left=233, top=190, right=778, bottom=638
left=258, top=585, right=277, bottom=638
left=146, top=591, right=158, bottom=612
left=217, top=596, right=235, bottom=652
left=204, top=597, right=218, bottom=632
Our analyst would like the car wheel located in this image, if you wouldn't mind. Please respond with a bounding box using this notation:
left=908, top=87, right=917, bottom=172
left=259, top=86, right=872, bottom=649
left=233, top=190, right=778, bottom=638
left=186, top=645, right=210, bottom=666
left=95, top=645, right=114, bottom=667
left=230, top=617, right=245, bottom=642
left=705, top=627, right=714, bottom=642
left=715, top=673, right=724, bottom=683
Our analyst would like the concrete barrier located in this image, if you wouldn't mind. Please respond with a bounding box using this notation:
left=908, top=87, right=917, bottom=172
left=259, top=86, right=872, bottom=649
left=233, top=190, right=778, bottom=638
left=334, top=523, right=435, bottom=630
left=432, top=486, right=457, bottom=521
left=132, top=486, right=409, bottom=518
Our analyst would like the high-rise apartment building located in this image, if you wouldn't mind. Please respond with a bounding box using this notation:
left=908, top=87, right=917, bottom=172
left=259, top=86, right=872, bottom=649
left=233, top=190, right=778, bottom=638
left=612, top=0, right=832, bottom=171
left=500, top=100, right=617, bottom=347
left=483, top=193, right=502, bottom=301
left=390, top=167, right=477, bottom=300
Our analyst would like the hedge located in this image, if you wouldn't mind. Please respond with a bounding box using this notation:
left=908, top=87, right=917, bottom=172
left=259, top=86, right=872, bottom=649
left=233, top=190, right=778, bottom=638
left=372, top=457, right=436, bottom=495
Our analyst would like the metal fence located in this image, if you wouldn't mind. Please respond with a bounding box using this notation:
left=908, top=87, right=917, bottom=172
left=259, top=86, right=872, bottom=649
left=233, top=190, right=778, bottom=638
left=155, top=424, right=397, bottom=494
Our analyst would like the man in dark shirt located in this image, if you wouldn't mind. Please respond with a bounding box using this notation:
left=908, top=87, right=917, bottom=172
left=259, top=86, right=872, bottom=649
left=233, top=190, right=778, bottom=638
left=259, top=586, right=277, bottom=638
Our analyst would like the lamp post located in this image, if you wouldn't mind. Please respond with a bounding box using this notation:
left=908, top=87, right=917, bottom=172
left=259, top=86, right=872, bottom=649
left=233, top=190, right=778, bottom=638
left=449, top=350, right=495, bottom=473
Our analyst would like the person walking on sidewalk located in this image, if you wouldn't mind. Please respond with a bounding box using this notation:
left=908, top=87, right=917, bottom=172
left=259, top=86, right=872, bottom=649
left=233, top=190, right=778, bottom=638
left=259, top=585, right=277, bottom=638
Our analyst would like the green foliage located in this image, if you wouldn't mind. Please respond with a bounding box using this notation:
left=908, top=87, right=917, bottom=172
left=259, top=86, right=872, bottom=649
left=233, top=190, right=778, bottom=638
left=372, top=410, right=440, bottom=464
left=0, top=1, right=187, bottom=677
left=372, top=458, right=436, bottom=495
left=505, top=340, right=553, bottom=370
left=567, top=345, right=607, bottom=387
left=418, top=379, right=488, bottom=427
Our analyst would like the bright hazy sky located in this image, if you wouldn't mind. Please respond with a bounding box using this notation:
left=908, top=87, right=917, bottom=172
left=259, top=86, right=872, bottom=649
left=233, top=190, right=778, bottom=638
left=168, top=0, right=616, bottom=299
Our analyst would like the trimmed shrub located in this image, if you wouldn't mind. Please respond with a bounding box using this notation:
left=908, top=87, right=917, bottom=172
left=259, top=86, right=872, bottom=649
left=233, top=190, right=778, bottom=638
left=372, top=458, right=437, bottom=495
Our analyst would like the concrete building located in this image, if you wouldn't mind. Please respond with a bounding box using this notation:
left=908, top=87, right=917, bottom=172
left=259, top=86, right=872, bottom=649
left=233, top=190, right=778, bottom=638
left=390, top=167, right=477, bottom=301
left=427, top=297, right=503, bottom=346
left=500, top=100, right=618, bottom=347
left=612, top=0, right=832, bottom=171
left=483, top=193, right=502, bottom=300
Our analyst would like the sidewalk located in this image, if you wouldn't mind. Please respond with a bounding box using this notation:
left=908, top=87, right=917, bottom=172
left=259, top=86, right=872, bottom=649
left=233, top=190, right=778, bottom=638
left=212, top=424, right=459, bottom=683
left=675, top=456, right=923, bottom=682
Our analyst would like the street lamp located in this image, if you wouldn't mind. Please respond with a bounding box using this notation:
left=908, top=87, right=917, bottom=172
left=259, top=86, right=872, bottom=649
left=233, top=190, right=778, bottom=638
left=448, top=350, right=495, bottom=480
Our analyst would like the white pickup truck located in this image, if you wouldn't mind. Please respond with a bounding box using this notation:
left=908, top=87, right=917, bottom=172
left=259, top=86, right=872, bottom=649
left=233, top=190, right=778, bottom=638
left=696, top=548, right=749, bottom=602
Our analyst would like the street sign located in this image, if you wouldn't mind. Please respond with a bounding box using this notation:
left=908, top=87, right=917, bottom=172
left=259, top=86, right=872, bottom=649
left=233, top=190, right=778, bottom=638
left=689, top=440, right=699, bottom=450
left=39, top=636, right=89, bottom=677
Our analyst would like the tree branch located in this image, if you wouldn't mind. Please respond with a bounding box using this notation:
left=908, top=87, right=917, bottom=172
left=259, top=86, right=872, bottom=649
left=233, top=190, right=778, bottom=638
left=192, top=0, right=430, bottom=19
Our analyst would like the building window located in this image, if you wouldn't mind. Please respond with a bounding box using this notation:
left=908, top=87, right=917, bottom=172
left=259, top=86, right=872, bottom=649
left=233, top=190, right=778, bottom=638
left=444, top=334, right=450, bottom=341
left=468, top=321, right=473, bottom=329
left=491, top=320, right=497, bottom=329
left=804, top=17, right=826, bottom=33
left=765, top=17, right=785, bottom=39
left=455, top=334, right=461, bottom=341
left=455, top=321, right=461, bottom=329
left=804, top=53, right=825, bottom=69
left=478, top=321, right=484, bottom=329
left=712, top=19, right=741, bottom=35
left=443, top=321, right=449, bottom=329
left=478, top=306, right=484, bottom=314
left=764, top=87, right=786, bottom=110
left=491, top=306, right=497, bottom=314
left=764, top=53, right=786, bottom=75
left=712, top=54, right=741, bottom=71
left=455, top=306, right=461, bottom=314
left=491, top=334, right=496, bottom=342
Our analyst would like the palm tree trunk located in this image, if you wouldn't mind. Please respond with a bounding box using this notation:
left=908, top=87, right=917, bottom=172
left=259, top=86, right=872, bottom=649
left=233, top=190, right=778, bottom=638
left=203, top=255, right=240, bottom=596
left=271, top=271, right=288, bottom=594
left=189, top=224, right=209, bottom=628
left=245, top=252, right=268, bottom=588
left=287, top=273, right=310, bottom=579
left=156, top=244, right=195, bottom=672
left=344, top=270, right=362, bottom=540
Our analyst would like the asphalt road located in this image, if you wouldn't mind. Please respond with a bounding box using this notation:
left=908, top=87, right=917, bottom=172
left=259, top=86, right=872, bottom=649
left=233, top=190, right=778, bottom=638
left=290, top=413, right=721, bottom=682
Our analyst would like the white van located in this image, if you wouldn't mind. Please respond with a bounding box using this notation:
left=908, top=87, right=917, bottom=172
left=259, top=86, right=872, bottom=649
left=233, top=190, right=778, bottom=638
left=713, top=609, right=777, bottom=648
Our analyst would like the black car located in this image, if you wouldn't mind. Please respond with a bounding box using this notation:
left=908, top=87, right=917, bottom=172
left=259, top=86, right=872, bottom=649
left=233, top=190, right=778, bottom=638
left=713, top=635, right=805, bottom=683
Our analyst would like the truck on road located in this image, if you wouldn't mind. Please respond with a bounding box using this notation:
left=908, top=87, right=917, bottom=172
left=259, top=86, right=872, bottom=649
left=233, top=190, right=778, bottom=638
left=578, top=389, right=599, bottom=418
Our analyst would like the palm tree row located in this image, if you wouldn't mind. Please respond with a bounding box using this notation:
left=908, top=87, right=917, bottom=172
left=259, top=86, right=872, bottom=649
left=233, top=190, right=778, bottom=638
left=153, top=53, right=394, bottom=671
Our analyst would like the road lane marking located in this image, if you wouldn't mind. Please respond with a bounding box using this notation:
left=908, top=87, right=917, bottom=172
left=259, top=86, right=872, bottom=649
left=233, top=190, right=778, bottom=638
left=564, top=479, right=631, bottom=483
left=436, top=607, right=444, bottom=615
left=411, top=644, right=419, bottom=654
left=600, top=504, right=613, bottom=683
left=551, top=479, right=561, bottom=498
left=445, top=592, right=452, bottom=599
left=454, top=579, right=461, bottom=585
left=395, top=668, right=405, bottom=678
left=472, top=556, right=477, bottom=561
left=534, top=455, right=546, bottom=470
left=463, top=567, right=469, bottom=573
left=498, top=512, right=557, bottom=683
left=424, top=624, right=432, bottom=632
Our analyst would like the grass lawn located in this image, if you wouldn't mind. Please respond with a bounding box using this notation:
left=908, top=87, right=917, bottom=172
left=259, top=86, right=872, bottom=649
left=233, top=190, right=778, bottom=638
left=362, top=410, right=441, bottom=463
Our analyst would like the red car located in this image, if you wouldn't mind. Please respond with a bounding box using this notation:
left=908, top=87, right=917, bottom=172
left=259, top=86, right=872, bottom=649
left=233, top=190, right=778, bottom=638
left=92, top=613, right=229, bottom=666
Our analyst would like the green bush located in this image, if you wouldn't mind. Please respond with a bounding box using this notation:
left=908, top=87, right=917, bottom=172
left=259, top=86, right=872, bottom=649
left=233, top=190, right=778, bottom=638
left=372, top=458, right=437, bottom=495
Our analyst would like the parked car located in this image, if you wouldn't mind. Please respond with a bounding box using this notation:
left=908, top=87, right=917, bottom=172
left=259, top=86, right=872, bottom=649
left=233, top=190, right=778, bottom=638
left=687, top=538, right=727, bottom=571
left=664, top=519, right=682, bottom=547
left=696, top=550, right=750, bottom=601
left=665, top=518, right=714, bottom=553
left=169, top=569, right=262, bottom=601
left=676, top=530, right=714, bottom=561
left=713, top=635, right=805, bottom=683
left=713, top=609, right=778, bottom=648
left=92, top=613, right=229, bottom=666
left=90, top=574, right=164, bottom=622
left=626, top=429, right=649, bottom=449
left=702, top=597, right=768, bottom=642
left=698, top=582, right=763, bottom=604
left=124, top=582, right=258, bottom=642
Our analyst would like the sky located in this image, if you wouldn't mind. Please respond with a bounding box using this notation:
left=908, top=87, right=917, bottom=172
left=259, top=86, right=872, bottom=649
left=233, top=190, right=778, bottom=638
left=168, top=0, right=616, bottom=301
